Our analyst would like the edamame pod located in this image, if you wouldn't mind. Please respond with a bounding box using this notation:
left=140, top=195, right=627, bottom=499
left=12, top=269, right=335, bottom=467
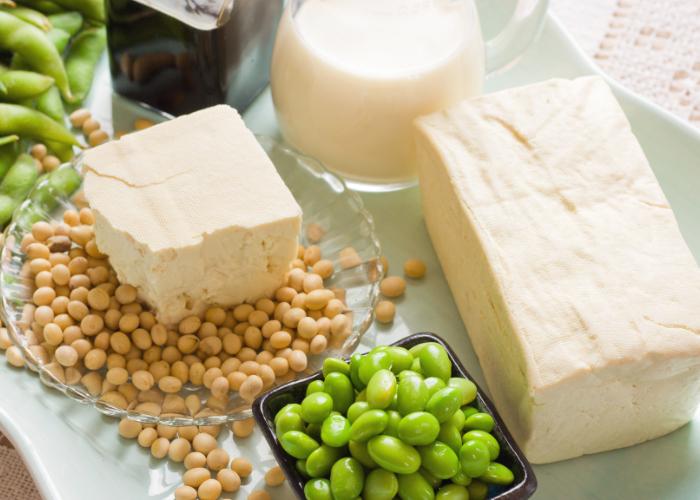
left=330, top=457, right=364, bottom=500
left=47, top=11, right=82, bottom=35
left=11, top=27, right=70, bottom=69
left=0, top=104, right=78, bottom=144
left=0, top=134, right=18, bottom=146
left=304, top=478, right=332, bottom=500
left=15, top=0, right=63, bottom=14
left=0, top=139, right=18, bottom=179
left=323, top=372, right=354, bottom=414
left=0, top=67, right=54, bottom=100
left=44, top=140, right=73, bottom=161
left=0, top=153, right=38, bottom=199
left=0, top=194, right=15, bottom=226
left=306, top=444, right=345, bottom=478
left=366, top=369, right=397, bottom=409
left=479, top=462, right=514, bottom=485
left=35, top=85, right=64, bottom=122
left=65, top=26, right=106, bottom=103
left=396, top=471, right=435, bottom=500
left=51, top=0, right=104, bottom=22
left=367, top=435, right=421, bottom=474
left=363, top=469, right=398, bottom=500
left=279, top=430, right=320, bottom=459
left=0, top=5, right=50, bottom=30
left=0, top=12, right=72, bottom=100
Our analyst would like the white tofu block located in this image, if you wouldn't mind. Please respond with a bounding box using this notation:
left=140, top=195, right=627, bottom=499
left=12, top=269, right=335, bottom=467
left=83, top=105, right=302, bottom=326
left=415, top=77, right=700, bottom=463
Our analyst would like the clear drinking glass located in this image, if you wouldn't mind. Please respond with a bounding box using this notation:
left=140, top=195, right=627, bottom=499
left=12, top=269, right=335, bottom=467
left=270, top=0, right=549, bottom=192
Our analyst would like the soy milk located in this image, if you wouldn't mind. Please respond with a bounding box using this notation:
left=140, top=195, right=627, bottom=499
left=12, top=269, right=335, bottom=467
left=271, top=0, right=485, bottom=187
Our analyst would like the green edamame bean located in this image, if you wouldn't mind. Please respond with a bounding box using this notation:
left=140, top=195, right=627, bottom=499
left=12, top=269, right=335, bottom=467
left=0, top=140, right=18, bottom=179
left=347, top=401, right=370, bottom=424
left=366, top=369, right=397, bottom=409
left=304, top=478, right=332, bottom=500
left=363, top=469, right=398, bottom=500
left=423, top=377, right=446, bottom=397
left=397, top=472, right=435, bottom=500
left=426, top=387, right=462, bottom=423
left=0, top=193, right=15, bottom=227
left=307, top=380, right=325, bottom=396
left=305, top=422, right=322, bottom=440
left=13, top=0, right=63, bottom=14
left=47, top=11, right=82, bottom=36
left=479, top=462, right=514, bottom=485
left=349, top=353, right=365, bottom=389
left=0, top=12, right=72, bottom=100
left=397, top=412, right=440, bottom=446
left=0, top=103, right=79, bottom=144
left=0, top=67, right=54, bottom=100
left=418, top=343, right=452, bottom=381
left=348, top=439, right=377, bottom=468
left=419, top=468, right=442, bottom=489
left=359, top=350, right=392, bottom=385
left=449, top=409, right=465, bottom=431
left=462, top=430, right=499, bottom=460
left=349, top=409, right=388, bottom=442
left=408, top=342, right=439, bottom=357
left=330, top=457, right=364, bottom=500
left=323, top=357, right=350, bottom=377
left=447, top=378, right=477, bottom=406
left=386, top=346, right=413, bottom=373
left=51, top=0, right=104, bottom=22
left=384, top=410, right=401, bottom=438
left=356, top=389, right=366, bottom=401
left=306, top=444, right=345, bottom=478
left=65, top=26, right=106, bottom=103
left=467, top=480, right=488, bottom=500
left=367, top=435, right=421, bottom=474
left=410, top=357, right=422, bottom=372
left=435, top=484, right=469, bottom=500
left=0, top=153, right=38, bottom=200
left=437, top=423, right=463, bottom=454
left=0, top=5, right=50, bottom=31
left=418, top=441, right=460, bottom=479
left=450, top=470, right=472, bottom=486
left=459, top=439, right=490, bottom=478
left=35, top=85, right=64, bottom=122
left=275, top=403, right=302, bottom=423
left=320, top=413, right=351, bottom=447
left=464, top=412, right=495, bottom=432
left=297, top=459, right=309, bottom=478
left=280, top=430, right=320, bottom=459
left=397, top=374, right=429, bottom=416
left=301, top=392, right=334, bottom=424
left=462, top=406, right=478, bottom=420
left=276, top=410, right=305, bottom=436
left=323, top=372, right=355, bottom=414
left=398, top=369, right=423, bottom=381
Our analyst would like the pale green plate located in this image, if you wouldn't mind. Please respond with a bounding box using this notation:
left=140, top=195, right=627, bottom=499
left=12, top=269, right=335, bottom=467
left=0, top=13, right=698, bottom=500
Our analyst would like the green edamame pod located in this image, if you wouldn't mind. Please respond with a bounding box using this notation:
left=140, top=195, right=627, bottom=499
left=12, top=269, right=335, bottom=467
left=363, top=469, right=398, bottom=500
left=0, top=104, right=78, bottom=145
left=0, top=135, right=18, bottom=147
left=0, top=67, right=54, bottom=100
left=15, top=0, right=63, bottom=14
left=330, top=457, right=364, bottom=500
left=0, top=153, right=38, bottom=200
left=47, top=11, right=82, bottom=35
left=44, top=140, right=73, bottom=161
left=0, top=5, right=50, bottom=30
left=65, top=26, right=105, bottom=103
left=0, top=12, right=72, bottom=100
left=0, top=193, right=16, bottom=226
left=397, top=471, right=435, bottom=500
left=51, top=0, right=103, bottom=22
left=11, top=27, right=70, bottom=70
left=35, top=85, right=64, bottom=122
left=0, top=140, right=18, bottom=179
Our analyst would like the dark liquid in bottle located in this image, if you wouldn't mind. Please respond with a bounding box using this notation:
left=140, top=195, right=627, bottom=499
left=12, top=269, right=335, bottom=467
left=106, top=0, right=283, bottom=116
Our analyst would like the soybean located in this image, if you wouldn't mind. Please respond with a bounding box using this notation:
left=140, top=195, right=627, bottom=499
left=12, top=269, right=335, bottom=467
left=397, top=472, right=435, bottom=500
left=363, top=469, right=398, bottom=500
left=330, top=457, right=364, bottom=500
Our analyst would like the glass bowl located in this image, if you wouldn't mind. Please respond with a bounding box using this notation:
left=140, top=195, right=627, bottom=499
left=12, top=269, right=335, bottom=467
left=0, top=136, right=382, bottom=425
left=253, top=332, right=538, bottom=500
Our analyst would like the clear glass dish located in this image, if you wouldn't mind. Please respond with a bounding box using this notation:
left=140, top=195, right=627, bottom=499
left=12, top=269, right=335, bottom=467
left=0, top=135, right=382, bottom=426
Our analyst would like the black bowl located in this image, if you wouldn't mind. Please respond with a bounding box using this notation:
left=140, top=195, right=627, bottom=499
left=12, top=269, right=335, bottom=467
left=252, top=332, right=537, bottom=499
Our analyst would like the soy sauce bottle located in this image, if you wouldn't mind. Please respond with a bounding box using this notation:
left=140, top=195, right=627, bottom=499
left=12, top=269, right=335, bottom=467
left=106, top=0, right=283, bottom=116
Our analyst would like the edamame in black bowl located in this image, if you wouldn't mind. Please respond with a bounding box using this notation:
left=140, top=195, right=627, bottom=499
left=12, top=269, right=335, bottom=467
left=253, top=332, right=537, bottom=500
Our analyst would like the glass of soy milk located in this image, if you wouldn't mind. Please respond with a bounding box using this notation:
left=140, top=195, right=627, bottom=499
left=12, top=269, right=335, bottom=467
left=271, top=0, right=549, bottom=191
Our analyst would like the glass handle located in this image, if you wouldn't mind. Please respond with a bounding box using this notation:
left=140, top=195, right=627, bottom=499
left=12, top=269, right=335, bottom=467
left=482, top=0, right=549, bottom=74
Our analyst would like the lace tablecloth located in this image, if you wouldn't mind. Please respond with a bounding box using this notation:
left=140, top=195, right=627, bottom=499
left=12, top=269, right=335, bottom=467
left=1, top=1, right=699, bottom=499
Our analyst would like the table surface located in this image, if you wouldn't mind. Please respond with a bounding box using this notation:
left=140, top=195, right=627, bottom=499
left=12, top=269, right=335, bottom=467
left=1, top=9, right=700, bottom=500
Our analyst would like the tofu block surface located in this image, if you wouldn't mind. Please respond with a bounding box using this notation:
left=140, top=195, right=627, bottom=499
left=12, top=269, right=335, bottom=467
left=415, top=77, right=700, bottom=463
left=84, top=105, right=302, bottom=325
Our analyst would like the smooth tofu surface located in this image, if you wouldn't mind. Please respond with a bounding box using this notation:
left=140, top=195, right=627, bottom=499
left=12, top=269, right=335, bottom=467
left=84, top=105, right=302, bottom=325
left=415, top=77, right=700, bottom=463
